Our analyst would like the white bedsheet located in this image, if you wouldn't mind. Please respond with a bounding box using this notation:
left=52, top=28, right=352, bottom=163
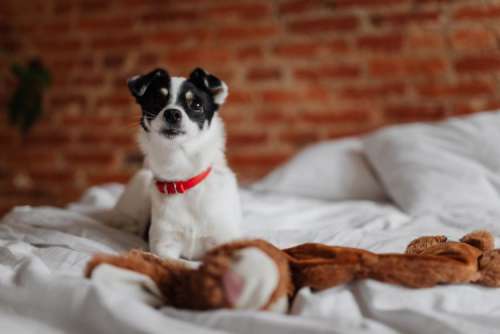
left=2, top=112, right=500, bottom=334
left=1, top=186, right=500, bottom=334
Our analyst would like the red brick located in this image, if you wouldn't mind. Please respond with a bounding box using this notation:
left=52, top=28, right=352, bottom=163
left=78, top=0, right=109, bottom=13
left=455, top=54, right=500, bottom=73
left=326, top=126, right=378, bottom=139
left=273, top=42, right=321, bottom=58
left=219, top=109, right=245, bottom=125
left=407, top=32, right=444, bottom=50
left=110, top=134, right=136, bottom=147
left=334, top=0, right=409, bottom=7
left=485, top=100, right=500, bottom=110
left=450, top=28, right=496, bottom=50
left=357, top=34, right=403, bottom=51
left=325, top=39, right=351, bottom=53
left=77, top=132, right=107, bottom=145
left=30, top=170, right=74, bottom=183
left=136, top=53, right=160, bottom=67
left=206, top=3, right=272, bottom=19
left=0, top=133, right=17, bottom=147
left=228, top=132, right=268, bottom=146
left=215, top=25, right=280, bottom=41
left=228, top=152, right=290, bottom=169
left=91, top=35, right=143, bottom=50
left=258, top=87, right=330, bottom=104
left=294, top=65, right=361, bottom=81
left=303, top=87, right=331, bottom=102
left=254, top=109, right=290, bottom=124
left=41, top=22, right=71, bottom=34
left=417, top=81, right=495, bottom=98
left=340, top=83, right=406, bottom=100
left=288, top=16, right=359, bottom=34
left=453, top=5, right=500, bottom=20
left=371, top=11, right=440, bottom=26
left=226, top=90, right=253, bottom=105
left=35, top=38, right=82, bottom=53
left=49, top=94, right=87, bottom=109
left=62, top=115, right=115, bottom=127
left=369, top=57, right=447, bottom=77
left=280, top=129, right=320, bottom=146
left=246, top=67, right=282, bottom=81
left=148, top=29, right=211, bottom=45
left=260, top=89, right=300, bottom=103
left=96, top=95, right=132, bottom=109
left=166, top=49, right=232, bottom=66
left=385, top=104, right=449, bottom=122
left=279, top=0, right=323, bottom=15
left=11, top=151, right=57, bottom=166
left=25, top=132, right=71, bottom=146
left=142, top=9, right=200, bottom=23
left=46, top=57, right=94, bottom=72
left=72, top=75, right=105, bottom=87
left=236, top=46, right=264, bottom=61
left=78, top=17, right=133, bottom=31
left=65, top=152, right=116, bottom=166
left=103, top=54, right=125, bottom=68
left=303, top=109, right=372, bottom=124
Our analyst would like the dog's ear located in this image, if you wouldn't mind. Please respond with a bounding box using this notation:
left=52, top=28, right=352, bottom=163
left=189, top=67, right=228, bottom=106
left=128, top=68, right=169, bottom=99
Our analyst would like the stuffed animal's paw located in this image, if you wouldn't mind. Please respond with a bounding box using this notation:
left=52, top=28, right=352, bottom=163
left=477, top=249, right=500, bottom=287
left=222, top=247, right=280, bottom=310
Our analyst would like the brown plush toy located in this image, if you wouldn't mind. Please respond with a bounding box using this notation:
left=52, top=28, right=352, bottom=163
left=85, top=230, right=500, bottom=313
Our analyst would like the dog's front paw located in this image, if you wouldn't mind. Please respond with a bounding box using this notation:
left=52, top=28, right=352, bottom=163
left=222, top=247, right=279, bottom=310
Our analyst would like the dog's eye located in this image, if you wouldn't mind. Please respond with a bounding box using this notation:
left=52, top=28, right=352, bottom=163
left=189, top=99, right=203, bottom=113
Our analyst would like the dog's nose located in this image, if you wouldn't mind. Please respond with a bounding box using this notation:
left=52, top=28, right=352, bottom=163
left=164, top=108, right=182, bottom=124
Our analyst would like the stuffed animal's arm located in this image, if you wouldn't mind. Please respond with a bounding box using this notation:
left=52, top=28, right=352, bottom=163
left=284, top=230, right=500, bottom=290
left=84, top=231, right=500, bottom=313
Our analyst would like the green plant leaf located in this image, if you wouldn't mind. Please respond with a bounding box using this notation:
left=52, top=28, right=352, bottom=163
left=6, top=59, right=52, bottom=134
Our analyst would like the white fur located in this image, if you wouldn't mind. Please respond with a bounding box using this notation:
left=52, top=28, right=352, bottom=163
left=228, top=248, right=279, bottom=310
left=213, top=81, right=228, bottom=105
left=109, top=75, right=241, bottom=260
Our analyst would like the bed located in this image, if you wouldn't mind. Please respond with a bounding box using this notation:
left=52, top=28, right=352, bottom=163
left=1, top=111, right=500, bottom=334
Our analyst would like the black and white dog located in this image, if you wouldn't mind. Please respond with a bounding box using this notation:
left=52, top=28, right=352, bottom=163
left=96, top=67, right=288, bottom=310
left=106, top=68, right=242, bottom=260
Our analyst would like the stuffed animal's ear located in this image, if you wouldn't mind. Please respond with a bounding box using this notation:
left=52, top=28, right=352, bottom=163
left=460, top=230, right=495, bottom=252
left=128, top=68, right=169, bottom=98
left=189, top=67, right=228, bottom=105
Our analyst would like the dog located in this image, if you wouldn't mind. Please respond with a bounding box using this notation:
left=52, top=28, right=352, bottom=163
left=104, top=67, right=242, bottom=260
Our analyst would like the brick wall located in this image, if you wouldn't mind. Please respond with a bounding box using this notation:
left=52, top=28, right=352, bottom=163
left=1, top=0, right=500, bottom=214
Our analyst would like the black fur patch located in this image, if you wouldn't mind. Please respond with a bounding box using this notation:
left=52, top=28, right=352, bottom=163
left=128, top=68, right=171, bottom=132
left=189, top=67, right=224, bottom=105
left=177, top=80, right=218, bottom=130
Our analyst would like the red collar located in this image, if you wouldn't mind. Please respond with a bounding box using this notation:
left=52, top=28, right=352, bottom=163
left=155, top=167, right=212, bottom=195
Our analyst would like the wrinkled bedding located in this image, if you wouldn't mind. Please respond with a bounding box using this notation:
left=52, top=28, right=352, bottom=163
left=2, top=111, right=500, bottom=334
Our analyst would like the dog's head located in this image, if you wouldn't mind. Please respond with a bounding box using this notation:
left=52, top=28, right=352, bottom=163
left=128, top=67, right=228, bottom=144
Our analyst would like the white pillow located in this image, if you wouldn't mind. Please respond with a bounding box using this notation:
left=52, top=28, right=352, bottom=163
left=250, top=138, right=387, bottom=201
left=364, top=111, right=500, bottom=214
